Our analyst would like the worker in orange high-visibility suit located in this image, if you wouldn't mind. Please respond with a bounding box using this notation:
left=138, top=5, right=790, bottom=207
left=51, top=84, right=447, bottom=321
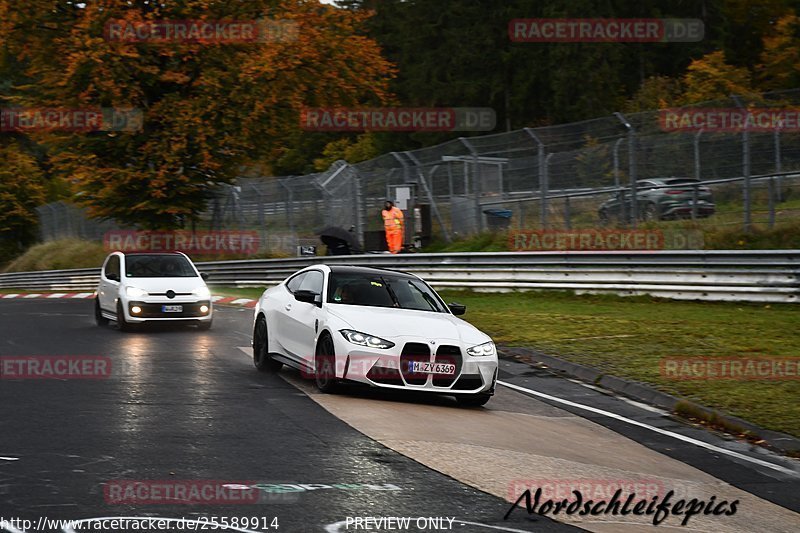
left=381, top=200, right=405, bottom=254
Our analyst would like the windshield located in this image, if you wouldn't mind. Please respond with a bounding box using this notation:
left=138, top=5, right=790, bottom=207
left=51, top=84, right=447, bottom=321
left=327, top=272, right=447, bottom=313
left=125, top=255, right=197, bottom=278
left=663, top=178, right=700, bottom=186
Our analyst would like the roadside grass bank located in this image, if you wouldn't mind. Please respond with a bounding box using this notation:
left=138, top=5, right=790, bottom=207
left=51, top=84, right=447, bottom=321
left=436, top=289, right=800, bottom=438
left=424, top=219, right=800, bottom=252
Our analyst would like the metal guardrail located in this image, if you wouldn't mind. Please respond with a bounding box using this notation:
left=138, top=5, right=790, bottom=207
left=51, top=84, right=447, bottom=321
left=0, top=251, right=798, bottom=303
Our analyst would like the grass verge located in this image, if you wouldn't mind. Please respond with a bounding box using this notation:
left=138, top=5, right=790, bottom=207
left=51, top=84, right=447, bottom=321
left=436, top=289, right=800, bottom=438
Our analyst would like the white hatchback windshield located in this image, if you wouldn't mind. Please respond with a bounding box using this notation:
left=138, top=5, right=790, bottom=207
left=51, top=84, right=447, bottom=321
left=125, top=254, right=197, bottom=278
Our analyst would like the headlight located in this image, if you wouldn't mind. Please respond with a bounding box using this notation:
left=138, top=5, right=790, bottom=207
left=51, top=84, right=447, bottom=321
left=466, top=341, right=495, bottom=357
left=192, top=286, right=211, bottom=299
left=125, top=286, right=148, bottom=299
left=339, top=329, right=395, bottom=349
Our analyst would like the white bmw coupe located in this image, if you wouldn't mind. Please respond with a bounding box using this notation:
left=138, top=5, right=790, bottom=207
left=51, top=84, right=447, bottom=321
left=252, top=265, right=498, bottom=406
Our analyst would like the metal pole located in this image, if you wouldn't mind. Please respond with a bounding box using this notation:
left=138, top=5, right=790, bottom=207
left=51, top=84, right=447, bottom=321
left=351, top=167, right=365, bottom=248
left=613, top=138, right=623, bottom=188
left=542, top=153, right=553, bottom=229
left=524, top=128, right=547, bottom=229
left=459, top=138, right=483, bottom=233
left=614, top=112, right=637, bottom=228
left=774, top=127, right=782, bottom=203
left=404, top=153, right=452, bottom=243
left=693, top=130, right=702, bottom=220
left=732, top=96, right=751, bottom=232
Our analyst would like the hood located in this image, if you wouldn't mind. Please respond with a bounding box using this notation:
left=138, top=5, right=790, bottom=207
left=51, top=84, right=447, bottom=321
left=123, top=276, right=205, bottom=294
left=327, top=304, right=489, bottom=345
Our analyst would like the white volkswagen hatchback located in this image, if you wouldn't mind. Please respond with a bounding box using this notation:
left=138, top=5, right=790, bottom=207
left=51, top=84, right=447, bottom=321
left=95, top=251, right=213, bottom=331
left=252, top=265, right=498, bottom=406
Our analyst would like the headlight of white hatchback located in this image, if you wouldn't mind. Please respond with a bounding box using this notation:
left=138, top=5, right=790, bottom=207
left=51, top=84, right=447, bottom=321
left=125, top=286, right=148, bottom=299
left=192, top=286, right=211, bottom=299
left=466, top=341, right=495, bottom=357
left=339, top=329, right=395, bottom=349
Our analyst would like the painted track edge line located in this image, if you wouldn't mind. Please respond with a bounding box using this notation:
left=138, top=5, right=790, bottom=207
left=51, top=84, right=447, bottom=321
left=497, top=380, right=798, bottom=477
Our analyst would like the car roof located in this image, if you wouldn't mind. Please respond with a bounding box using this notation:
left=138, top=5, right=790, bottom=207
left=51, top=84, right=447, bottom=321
left=119, top=251, right=185, bottom=256
left=639, top=177, right=698, bottom=184
left=326, top=264, right=417, bottom=278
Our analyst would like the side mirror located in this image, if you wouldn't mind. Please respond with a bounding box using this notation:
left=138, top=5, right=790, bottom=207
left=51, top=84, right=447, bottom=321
left=200, top=272, right=210, bottom=281
left=448, top=302, right=466, bottom=315
left=294, top=289, right=321, bottom=306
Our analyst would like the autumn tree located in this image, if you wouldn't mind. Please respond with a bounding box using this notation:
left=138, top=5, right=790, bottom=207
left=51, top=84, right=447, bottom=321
left=759, top=13, right=800, bottom=91
left=681, top=51, right=754, bottom=104
left=0, top=140, right=47, bottom=257
left=0, top=0, right=394, bottom=229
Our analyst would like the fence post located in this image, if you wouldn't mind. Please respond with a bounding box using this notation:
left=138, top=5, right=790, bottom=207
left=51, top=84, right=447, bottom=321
left=403, top=152, right=452, bottom=243
left=459, top=138, right=484, bottom=233
left=774, top=127, right=782, bottom=203
left=524, top=128, right=547, bottom=229
left=614, top=112, right=637, bottom=228
left=693, top=130, right=702, bottom=220
left=732, top=96, right=751, bottom=232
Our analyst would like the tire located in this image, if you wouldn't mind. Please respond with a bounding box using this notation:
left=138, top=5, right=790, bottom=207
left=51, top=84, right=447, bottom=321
left=314, top=334, right=338, bottom=393
left=116, top=301, right=135, bottom=332
left=253, top=317, right=281, bottom=372
left=197, top=319, right=212, bottom=331
left=456, top=393, right=492, bottom=407
left=95, top=299, right=109, bottom=327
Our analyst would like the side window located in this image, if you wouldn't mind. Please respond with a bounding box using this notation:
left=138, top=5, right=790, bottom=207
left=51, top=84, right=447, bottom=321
left=104, top=255, right=120, bottom=280
left=285, top=273, right=307, bottom=293
left=298, top=271, right=324, bottom=295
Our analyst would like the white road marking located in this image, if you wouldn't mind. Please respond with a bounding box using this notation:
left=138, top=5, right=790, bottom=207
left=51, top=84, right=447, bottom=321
left=46, top=293, right=67, bottom=299
left=22, top=294, right=41, bottom=299
left=230, top=298, right=254, bottom=305
left=498, top=380, right=798, bottom=477
left=1, top=294, right=19, bottom=299
left=0, top=457, right=19, bottom=461
left=72, top=293, right=94, bottom=299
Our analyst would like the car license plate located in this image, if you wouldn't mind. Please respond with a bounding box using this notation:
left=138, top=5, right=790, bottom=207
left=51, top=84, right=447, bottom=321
left=162, top=305, right=183, bottom=313
left=409, top=361, right=455, bottom=375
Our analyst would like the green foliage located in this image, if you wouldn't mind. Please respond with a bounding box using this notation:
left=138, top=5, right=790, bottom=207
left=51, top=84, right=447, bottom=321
left=0, top=140, right=47, bottom=260
left=3, top=238, right=107, bottom=273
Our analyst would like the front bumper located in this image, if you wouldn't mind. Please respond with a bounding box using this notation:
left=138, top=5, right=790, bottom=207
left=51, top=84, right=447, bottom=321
left=333, top=336, right=497, bottom=395
left=126, top=300, right=212, bottom=322
left=660, top=201, right=715, bottom=218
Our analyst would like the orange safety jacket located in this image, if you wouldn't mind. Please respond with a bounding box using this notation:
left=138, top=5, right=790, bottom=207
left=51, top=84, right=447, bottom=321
left=382, top=206, right=404, bottom=232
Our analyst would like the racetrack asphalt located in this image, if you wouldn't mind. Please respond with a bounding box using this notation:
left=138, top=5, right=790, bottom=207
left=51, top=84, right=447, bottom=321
left=1, top=299, right=798, bottom=532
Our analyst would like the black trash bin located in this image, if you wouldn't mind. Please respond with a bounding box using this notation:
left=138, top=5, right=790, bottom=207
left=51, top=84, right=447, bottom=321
left=483, top=208, right=513, bottom=231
